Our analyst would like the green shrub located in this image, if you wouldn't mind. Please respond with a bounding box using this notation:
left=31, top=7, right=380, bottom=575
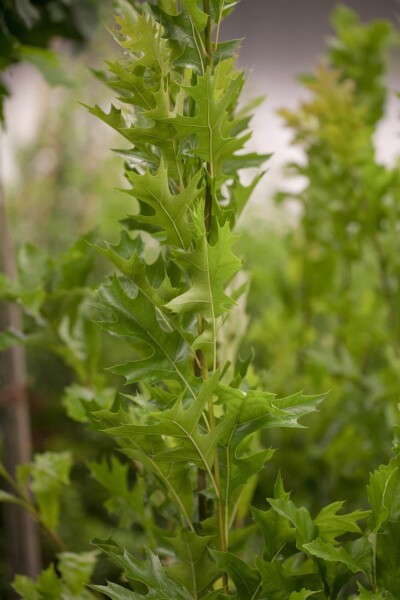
left=1, top=3, right=400, bottom=598
left=241, top=5, right=399, bottom=511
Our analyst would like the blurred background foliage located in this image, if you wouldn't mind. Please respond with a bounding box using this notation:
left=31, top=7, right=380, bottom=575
left=239, top=6, right=400, bottom=511
left=0, top=0, right=400, bottom=595
left=0, top=0, right=138, bottom=591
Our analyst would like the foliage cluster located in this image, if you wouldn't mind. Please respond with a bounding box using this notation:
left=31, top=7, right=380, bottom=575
left=0, top=2, right=400, bottom=599
left=242, top=6, right=399, bottom=511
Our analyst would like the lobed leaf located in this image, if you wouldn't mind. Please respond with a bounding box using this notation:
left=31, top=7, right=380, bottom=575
left=166, top=209, right=241, bottom=319
left=376, top=518, right=400, bottom=597
left=98, top=275, right=194, bottom=389
left=125, top=162, right=203, bottom=248
left=166, top=530, right=219, bottom=596
left=367, top=457, right=400, bottom=531
left=303, top=538, right=366, bottom=574
left=210, top=550, right=261, bottom=599
left=252, top=505, right=295, bottom=561
left=90, top=582, right=144, bottom=599
left=314, top=501, right=370, bottom=543
left=93, top=539, right=193, bottom=600
left=168, top=65, right=247, bottom=173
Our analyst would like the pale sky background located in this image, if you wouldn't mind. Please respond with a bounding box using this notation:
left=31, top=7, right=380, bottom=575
left=223, top=0, right=400, bottom=214
left=1, top=0, right=399, bottom=219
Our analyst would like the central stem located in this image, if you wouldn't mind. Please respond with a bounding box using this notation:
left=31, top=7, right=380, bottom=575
left=203, top=0, right=213, bottom=237
left=203, top=0, right=212, bottom=68
left=201, top=0, right=229, bottom=593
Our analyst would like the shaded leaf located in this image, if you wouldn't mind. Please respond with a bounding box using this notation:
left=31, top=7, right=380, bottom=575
left=98, top=275, right=194, bottom=388
left=167, top=530, right=219, bottom=596
left=256, top=558, right=296, bottom=600
left=210, top=550, right=261, bottom=599
left=93, top=539, right=193, bottom=600
left=289, top=591, right=318, bottom=600
left=252, top=505, right=294, bottom=561
left=303, top=538, right=366, bottom=574
left=91, top=582, right=144, bottom=600
left=88, top=455, right=144, bottom=526
left=368, top=457, right=400, bottom=531
left=314, top=501, right=370, bottom=543
left=376, top=518, right=400, bottom=597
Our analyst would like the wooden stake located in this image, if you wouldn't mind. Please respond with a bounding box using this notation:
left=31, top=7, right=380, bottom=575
left=0, top=182, right=41, bottom=587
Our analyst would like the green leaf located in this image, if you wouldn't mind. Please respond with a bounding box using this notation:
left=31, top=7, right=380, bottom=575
left=166, top=210, right=241, bottom=319
left=376, top=518, right=400, bottom=597
left=314, top=501, right=370, bottom=543
left=58, top=551, right=98, bottom=595
left=228, top=171, right=266, bottom=224
left=30, top=451, right=72, bottom=530
left=222, top=151, right=270, bottom=175
left=12, top=575, right=38, bottom=600
left=216, top=387, right=323, bottom=477
left=35, top=565, right=63, bottom=600
left=216, top=386, right=324, bottom=438
left=13, top=565, right=63, bottom=600
left=88, top=455, right=144, bottom=526
left=155, top=3, right=240, bottom=74
left=104, top=372, right=223, bottom=472
left=62, top=384, right=115, bottom=423
left=85, top=99, right=180, bottom=181
left=90, top=582, right=143, bottom=599
left=166, top=530, right=219, bottom=596
left=266, top=475, right=317, bottom=550
left=329, top=5, right=394, bottom=125
left=303, top=538, right=366, bottom=574
left=215, top=388, right=322, bottom=515
left=357, top=584, right=393, bottom=599
left=268, top=496, right=316, bottom=550
left=98, top=275, right=194, bottom=389
left=122, top=446, right=194, bottom=529
left=289, top=591, right=318, bottom=600
left=256, top=558, right=296, bottom=600
left=368, top=457, right=400, bottom=531
left=152, top=4, right=206, bottom=73
left=169, top=65, right=247, bottom=172
left=211, top=0, right=239, bottom=21
left=13, top=243, right=51, bottom=316
left=91, top=406, right=195, bottom=528
left=125, top=162, right=203, bottom=248
left=252, top=505, right=295, bottom=561
left=210, top=550, right=261, bottom=599
left=96, top=231, right=190, bottom=344
left=181, top=0, right=208, bottom=34
left=88, top=3, right=193, bottom=181
left=93, top=539, right=193, bottom=600
left=113, top=1, right=170, bottom=82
